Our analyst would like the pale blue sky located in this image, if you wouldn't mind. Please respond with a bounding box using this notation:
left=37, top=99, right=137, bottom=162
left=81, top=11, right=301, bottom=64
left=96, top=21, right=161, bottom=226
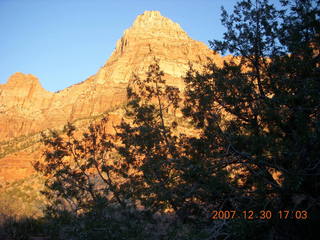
left=0, top=0, right=248, bottom=92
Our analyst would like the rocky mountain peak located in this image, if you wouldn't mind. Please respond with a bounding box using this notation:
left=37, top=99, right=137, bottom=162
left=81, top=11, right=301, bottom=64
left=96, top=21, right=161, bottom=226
left=114, top=11, right=190, bottom=54
left=130, top=10, right=188, bottom=37
left=6, top=72, right=41, bottom=87
left=0, top=10, right=220, bottom=143
left=0, top=72, right=52, bottom=116
left=98, top=10, right=219, bottom=88
left=129, top=10, right=189, bottom=39
left=0, top=9, right=224, bottom=182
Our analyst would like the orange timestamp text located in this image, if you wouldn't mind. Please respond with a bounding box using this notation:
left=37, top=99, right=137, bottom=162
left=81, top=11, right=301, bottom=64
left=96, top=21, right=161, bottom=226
left=211, top=210, right=308, bottom=220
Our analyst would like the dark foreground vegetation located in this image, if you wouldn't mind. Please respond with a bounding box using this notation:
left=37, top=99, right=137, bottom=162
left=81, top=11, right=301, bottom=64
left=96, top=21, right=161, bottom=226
left=1, top=0, right=319, bottom=239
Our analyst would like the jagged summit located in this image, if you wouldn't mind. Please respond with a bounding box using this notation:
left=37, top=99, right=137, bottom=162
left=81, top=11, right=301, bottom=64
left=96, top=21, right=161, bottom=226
left=0, top=72, right=53, bottom=111
left=115, top=11, right=189, bottom=53
left=2, top=72, right=52, bottom=96
left=140, top=10, right=161, bottom=17
left=104, top=10, right=216, bottom=86
left=6, top=72, right=40, bottom=86
left=128, top=10, right=189, bottom=40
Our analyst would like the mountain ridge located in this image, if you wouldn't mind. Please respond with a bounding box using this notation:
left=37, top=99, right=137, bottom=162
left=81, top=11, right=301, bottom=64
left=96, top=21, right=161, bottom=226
left=0, top=10, right=226, bottom=182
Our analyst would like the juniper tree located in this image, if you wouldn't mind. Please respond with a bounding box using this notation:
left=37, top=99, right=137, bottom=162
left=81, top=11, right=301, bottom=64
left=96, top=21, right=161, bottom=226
left=34, top=117, right=126, bottom=217
left=183, top=0, right=320, bottom=238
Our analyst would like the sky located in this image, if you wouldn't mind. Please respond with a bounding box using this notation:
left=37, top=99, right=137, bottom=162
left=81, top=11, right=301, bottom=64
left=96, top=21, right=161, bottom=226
left=1, top=0, right=243, bottom=92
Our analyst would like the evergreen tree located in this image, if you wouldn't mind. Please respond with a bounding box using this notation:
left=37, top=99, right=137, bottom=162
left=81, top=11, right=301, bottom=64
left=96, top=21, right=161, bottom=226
left=184, top=0, right=320, bottom=238
left=34, top=118, right=125, bottom=216
left=116, top=59, right=232, bottom=223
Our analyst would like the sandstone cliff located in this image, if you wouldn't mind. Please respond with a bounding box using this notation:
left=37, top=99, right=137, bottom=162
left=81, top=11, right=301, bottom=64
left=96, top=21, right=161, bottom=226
left=0, top=11, right=226, bottom=181
left=0, top=11, right=223, bottom=141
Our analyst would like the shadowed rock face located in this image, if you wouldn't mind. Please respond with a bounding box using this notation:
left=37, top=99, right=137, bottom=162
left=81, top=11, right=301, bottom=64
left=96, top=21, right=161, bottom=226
left=0, top=10, right=223, bottom=143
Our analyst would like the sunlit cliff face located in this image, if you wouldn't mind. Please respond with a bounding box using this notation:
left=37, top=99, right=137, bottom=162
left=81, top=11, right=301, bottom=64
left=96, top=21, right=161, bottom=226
left=0, top=11, right=221, bottom=141
left=0, top=11, right=224, bottom=183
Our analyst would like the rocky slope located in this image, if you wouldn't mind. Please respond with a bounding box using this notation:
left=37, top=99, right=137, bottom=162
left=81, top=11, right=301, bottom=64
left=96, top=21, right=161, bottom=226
left=0, top=10, right=226, bottom=182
